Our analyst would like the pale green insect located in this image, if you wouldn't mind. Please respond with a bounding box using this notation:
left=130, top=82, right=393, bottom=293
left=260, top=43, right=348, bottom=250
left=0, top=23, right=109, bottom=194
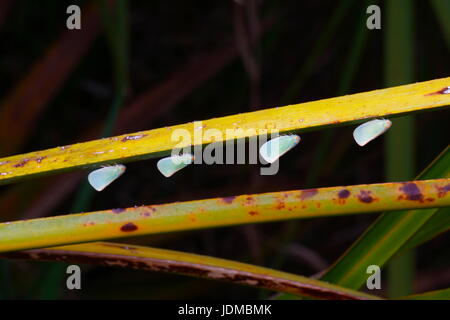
left=259, top=135, right=301, bottom=164
left=88, top=164, right=126, bottom=191
left=157, top=153, right=194, bottom=178
left=353, top=119, right=392, bottom=147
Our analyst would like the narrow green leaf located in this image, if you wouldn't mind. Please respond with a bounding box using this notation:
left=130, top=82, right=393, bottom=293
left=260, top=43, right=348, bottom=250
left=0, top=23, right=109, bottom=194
left=1, top=242, right=381, bottom=300
left=399, top=206, right=450, bottom=252
left=384, top=0, right=416, bottom=297
left=400, top=287, right=450, bottom=300
left=273, top=147, right=450, bottom=299
left=318, top=146, right=449, bottom=290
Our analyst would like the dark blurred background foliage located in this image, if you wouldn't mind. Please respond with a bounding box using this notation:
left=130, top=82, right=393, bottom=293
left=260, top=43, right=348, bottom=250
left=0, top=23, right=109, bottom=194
left=0, top=0, right=448, bottom=299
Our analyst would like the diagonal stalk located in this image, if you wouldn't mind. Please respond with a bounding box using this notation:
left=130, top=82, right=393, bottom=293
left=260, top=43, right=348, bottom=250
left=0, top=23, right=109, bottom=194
left=0, top=78, right=449, bottom=186
left=0, top=179, right=448, bottom=253
left=1, top=242, right=380, bottom=300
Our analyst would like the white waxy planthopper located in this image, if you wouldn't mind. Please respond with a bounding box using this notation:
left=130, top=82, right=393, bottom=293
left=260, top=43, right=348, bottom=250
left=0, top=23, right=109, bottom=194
left=88, top=164, right=126, bottom=191
left=259, top=135, right=301, bottom=164
left=157, top=153, right=194, bottom=178
left=353, top=119, right=392, bottom=147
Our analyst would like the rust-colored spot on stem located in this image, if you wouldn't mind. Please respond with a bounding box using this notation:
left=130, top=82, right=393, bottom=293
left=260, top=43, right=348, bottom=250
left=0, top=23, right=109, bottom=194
left=275, top=201, right=285, bottom=210
left=13, top=158, right=30, bottom=167
left=35, top=156, right=47, bottom=163
left=222, top=196, right=236, bottom=204
left=120, top=222, right=138, bottom=232
left=400, top=183, right=423, bottom=201
left=299, top=189, right=318, bottom=200
left=338, top=189, right=350, bottom=199
left=437, top=184, right=450, bottom=198
left=244, top=196, right=256, bottom=206
left=357, top=190, right=374, bottom=203
left=425, top=86, right=450, bottom=96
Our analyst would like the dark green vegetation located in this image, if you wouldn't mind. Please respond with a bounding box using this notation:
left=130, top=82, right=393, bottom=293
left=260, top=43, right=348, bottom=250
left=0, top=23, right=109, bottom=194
left=0, top=0, right=448, bottom=299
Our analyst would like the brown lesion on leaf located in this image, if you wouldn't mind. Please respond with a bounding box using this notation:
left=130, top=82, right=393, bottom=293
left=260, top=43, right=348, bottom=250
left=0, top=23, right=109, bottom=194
left=35, top=156, right=47, bottom=163
left=248, top=211, right=258, bottom=216
left=357, top=190, right=375, bottom=203
left=275, top=201, right=286, bottom=210
left=12, top=155, right=48, bottom=168
left=13, top=158, right=30, bottom=167
left=145, top=207, right=157, bottom=214
left=399, top=183, right=423, bottom=201
left=335, top=189, right=351, bottom=204
left=244, top=196, right=256, bottom=206
left=437, top=184, right=450, bottom=198
left=222, top=196, right=236, bottom=204
left=425, top=86, right=450, bottom=96
left=223, top=274, right=360, bottom=300
left=141, top=211, right=151, bottom=217
left=299, top=189, right=318, bottom=200
left=120, top=222, right=138, bottom=232
left=338, top=189, right=350, bottom=199
left=274, top=194, right=287, bottom=210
